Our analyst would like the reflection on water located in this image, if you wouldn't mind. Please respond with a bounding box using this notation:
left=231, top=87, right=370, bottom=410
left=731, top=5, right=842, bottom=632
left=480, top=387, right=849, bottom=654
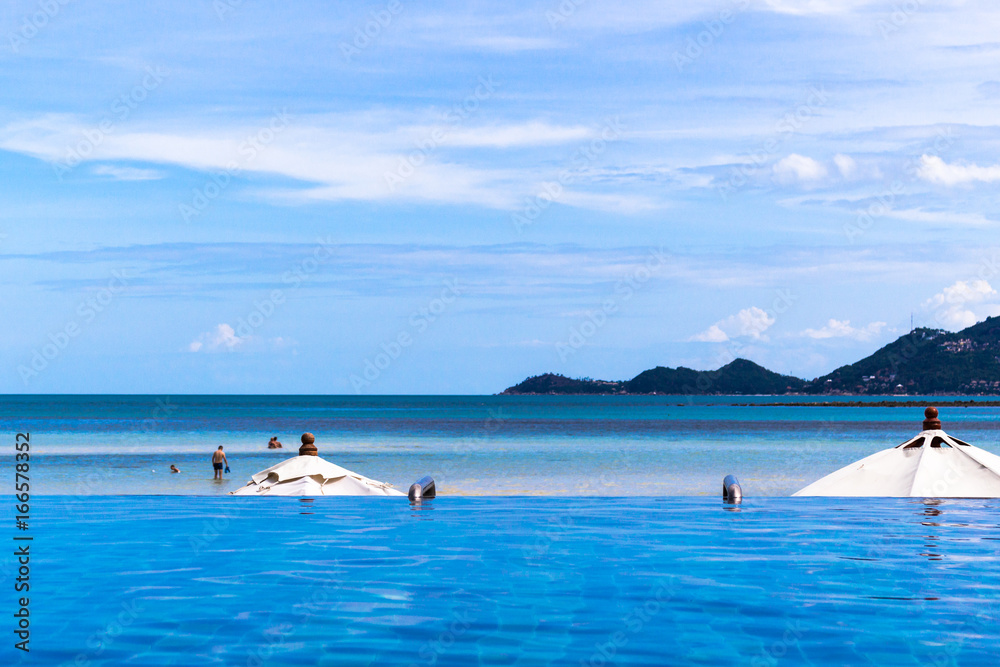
left=916, top=500, right=945, bottom=561
left=408, top=498, right=436, bottom=518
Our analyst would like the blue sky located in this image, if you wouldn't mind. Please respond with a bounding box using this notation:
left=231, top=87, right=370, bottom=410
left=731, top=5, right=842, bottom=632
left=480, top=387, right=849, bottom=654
left=3, top=0, right=1000, bottom=393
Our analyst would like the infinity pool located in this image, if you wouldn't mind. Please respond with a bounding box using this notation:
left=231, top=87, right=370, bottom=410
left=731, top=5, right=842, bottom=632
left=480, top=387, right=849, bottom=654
left=12, top=496, right=1000, bottom=665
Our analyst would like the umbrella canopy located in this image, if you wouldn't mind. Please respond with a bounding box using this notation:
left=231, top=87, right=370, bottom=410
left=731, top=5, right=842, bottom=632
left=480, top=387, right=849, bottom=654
left=230, top=434, right=404, bottom=496
left=794, top=407, right=1000, bottom=498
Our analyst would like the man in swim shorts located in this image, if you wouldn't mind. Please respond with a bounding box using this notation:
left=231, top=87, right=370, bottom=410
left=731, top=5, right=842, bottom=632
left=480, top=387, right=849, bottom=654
left=212, top=446, right=228, bottom=480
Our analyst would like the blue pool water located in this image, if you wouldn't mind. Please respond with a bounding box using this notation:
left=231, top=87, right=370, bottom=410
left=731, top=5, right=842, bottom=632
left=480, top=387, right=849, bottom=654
left=6, top=496, right=1000, bottom=665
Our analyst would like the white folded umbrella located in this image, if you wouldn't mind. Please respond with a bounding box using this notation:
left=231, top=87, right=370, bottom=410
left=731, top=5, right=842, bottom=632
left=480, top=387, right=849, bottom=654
left=230, top=440, right=404, bottom=497
left=794, top=407, right=1000, bottom=498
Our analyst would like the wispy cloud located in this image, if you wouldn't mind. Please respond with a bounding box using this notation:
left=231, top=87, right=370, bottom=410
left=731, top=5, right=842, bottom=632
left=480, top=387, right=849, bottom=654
left=0, top=114, right=635, bottom=212
left=917, top=155, right=1000, bottom=186
left=442, top=121, right=593, bottom=148
left=882, top=208, right=994, bottom=227
left=91, top=164, right=164, bottom=181
left=454, top=35, right=563, bottom=52
left=762, top=0, right=882, bottom=15
left=801, top=318, right=886, bottom=341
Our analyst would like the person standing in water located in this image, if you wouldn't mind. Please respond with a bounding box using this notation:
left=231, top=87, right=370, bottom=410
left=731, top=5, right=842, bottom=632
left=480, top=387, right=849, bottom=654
left=268, top=436, right=283, bottom=449
left=212, top=446, right=228, bottom=480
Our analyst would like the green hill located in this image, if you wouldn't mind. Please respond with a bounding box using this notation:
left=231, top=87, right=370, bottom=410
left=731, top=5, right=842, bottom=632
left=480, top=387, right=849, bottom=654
left=502, top=359, right=805, bottom=395
left=804, top=318, right=1000, bottom=394
left=500, top=373, right=625, bottom=394
left=501, top=316, right=1000, bottom=395
left=625, top=359, right=806, bottom=394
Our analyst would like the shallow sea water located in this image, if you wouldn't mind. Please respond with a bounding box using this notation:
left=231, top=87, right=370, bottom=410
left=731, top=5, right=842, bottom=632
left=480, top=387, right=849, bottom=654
left=7, top=496, right=1000, bottom=666
left=6, top=395, right=1000, bottom=497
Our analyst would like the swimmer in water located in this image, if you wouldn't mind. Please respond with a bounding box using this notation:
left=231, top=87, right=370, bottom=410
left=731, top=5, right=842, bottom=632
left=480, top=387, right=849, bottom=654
left=212, top=446, right=228, bottom=480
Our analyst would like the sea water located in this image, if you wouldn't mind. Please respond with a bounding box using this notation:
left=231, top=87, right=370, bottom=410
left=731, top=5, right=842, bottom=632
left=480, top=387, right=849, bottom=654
left=3, top=395, right=1000, bottom=496
left=4, top=496, right=999, bottom=665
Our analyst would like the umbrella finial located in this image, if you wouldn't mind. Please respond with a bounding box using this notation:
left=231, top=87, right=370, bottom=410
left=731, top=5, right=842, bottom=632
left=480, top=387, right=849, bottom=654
left=923, top=407, right=941, bottom=431
left=299, top=432, right=318, bottom=456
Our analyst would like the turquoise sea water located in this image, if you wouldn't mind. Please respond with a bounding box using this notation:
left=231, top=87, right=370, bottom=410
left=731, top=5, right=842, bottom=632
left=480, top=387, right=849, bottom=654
left=4, top=496, right=999, bottom=666
left=4, top=395, right=1000, bottom=496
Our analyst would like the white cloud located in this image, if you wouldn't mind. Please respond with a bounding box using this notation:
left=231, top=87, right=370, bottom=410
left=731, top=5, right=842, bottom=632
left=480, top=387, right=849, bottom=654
left=443, top=121, right=593, bottom=148
left=773, top=154, right=827, bottom=185
left=917, top=155, right=1000, bottom=186
left=762, top=0, right=880, bottom=15
left=833, top=153, right=856, bottom=178
left=556, top=190, right=659, bottom=214
left=921, top=279, right=1000, bottom=330
left=188, top=324, right=248, bottom=352
left=691, top=324, right=729, bottom=343
left=453, top=35, right=563, bottom=52
left=690, top=307, right=776, bottom=342
left=801, top=319, right=887, bottom=342
left=91, top=164, right=164, bottom=181
left=0, top=114, right=633, bottom=212
left=882, top=208, right=993, bottom=227
left=269, top=336, right=294, bottom=348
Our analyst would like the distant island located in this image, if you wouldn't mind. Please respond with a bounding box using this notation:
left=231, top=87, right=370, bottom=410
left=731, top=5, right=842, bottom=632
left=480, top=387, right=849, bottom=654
left=501, top=316, right=1000, bottom=395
